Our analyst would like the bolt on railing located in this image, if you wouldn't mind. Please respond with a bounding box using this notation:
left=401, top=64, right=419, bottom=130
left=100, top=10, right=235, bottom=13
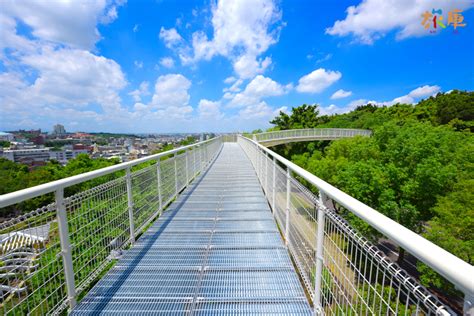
left=0, top=137, right=222, bottom=315
left=238, top=134, right=473, bottom=316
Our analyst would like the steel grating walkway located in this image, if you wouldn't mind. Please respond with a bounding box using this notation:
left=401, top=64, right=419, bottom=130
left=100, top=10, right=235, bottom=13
left=72, top=143, right=312, bottom=315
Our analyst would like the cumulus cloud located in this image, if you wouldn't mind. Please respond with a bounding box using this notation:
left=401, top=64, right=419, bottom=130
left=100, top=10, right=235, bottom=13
left=344, top=85, right=441, bottom=110
left=161, top=0, right=283, bottom=79
left=134, top=60, right=143, bottom=68
left=331, top=89, right=352, bottom=99
left=1, top=0, right=124, bottom=50
left=224, top=76, right=237, bottom=84
left=198, top=99, right=224, bottom=119
left=159, top=57, right=175, bottom=68
left=128, top=81, right=150, bottom=102
left=151, top=74, right=192, bottom=109
left=159, top=27, right=184, bottom=48
left=296, top=68, right=341, bottom=93
left=21, top=48, right=126, bottom=111
left=229, top=75, right=291, bottom=108
left=326, top=0, right=474, bottom=44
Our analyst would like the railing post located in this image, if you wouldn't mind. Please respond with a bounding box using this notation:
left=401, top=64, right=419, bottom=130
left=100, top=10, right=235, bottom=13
left=185, top=149, right=189, bottom=185
left=55, top=188, right=77, bottom=309
left=193, top=147, right=197, bottom=178
left=314, top=191, right=327, bottom=314
left=264, top=153, right=268, bottom=194
left=272, top=156, right=276, bottom=212
left=174, top=152, right=178, bottom=196
left=285, top=167, right=291, bottom=244
left=199, top=145, right=203, bottom=172
left=156, top=160, right=162, bottom=212
left=464, top=294, right=474, bottom=316
left=126, top=167, right=135, bottom=244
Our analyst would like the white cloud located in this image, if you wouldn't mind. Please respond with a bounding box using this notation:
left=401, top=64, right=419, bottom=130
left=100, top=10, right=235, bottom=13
left=133, top=24, right=139, bottom=32
left=409, top=85, right=441, bottom=98
left=296, top=68, right=342, bottom=93
left=224, top=76, right=237, bottom=84
left=384, top=85, right=441, bottom=105
left=159, top=57, right=175, bottom=68
left=344, top=85, right=441, bottom=109
left=198, top=99, right=224, bottom=119
left=159, top=27, right=184, bottom=48
left=151, top=74, right=192, bottom=109
left=326, top=0, right=474, bottom=44
left=316, top=53, right=332, bottom=64
left=1, top=0, right=124, bottom=50
left=21, top=48, right=126, bottom=110
left=229, top=75, right=290, bottom=108
left=233, top=55, right=272, bottom=79
left=238, top=101, right=274, bottom=119
left=331, top=89, right=352, bottom=99
left=223, top=78, right=244, bottom=93
left=348, top=98, right=369, bottom=108
left=319, top=104, right=340, bottom=115
left=134, top=60, right=143, bottom=68
left=176, top=0, right=283, bottom=79
left=128, top=81, right=150, bottom=102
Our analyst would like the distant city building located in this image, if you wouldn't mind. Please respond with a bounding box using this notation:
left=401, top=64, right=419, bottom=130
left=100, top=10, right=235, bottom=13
left=0, top=132, right=14, bottom=142
left=2, top=148, right=51, bottom=165
left=52, top=124, right=66, bottom=136
left=49, top=149, right=88, bottom=164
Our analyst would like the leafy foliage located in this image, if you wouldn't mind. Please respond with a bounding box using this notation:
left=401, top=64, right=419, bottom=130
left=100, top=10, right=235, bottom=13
left=0, top=155, right=120, bottom=218
left=269, top=91, right=473, bottom=299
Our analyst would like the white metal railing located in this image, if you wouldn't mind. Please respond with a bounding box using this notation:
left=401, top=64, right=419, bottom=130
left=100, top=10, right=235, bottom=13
left=0, top=137, right=222, bottom=315
left=254, top=128, right=372, bottom=145
left=238, top=135, right=474, bottom=315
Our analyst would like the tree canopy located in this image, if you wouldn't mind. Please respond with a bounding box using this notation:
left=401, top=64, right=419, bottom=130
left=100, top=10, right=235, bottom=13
left=269, top=90, right=473, bottom=294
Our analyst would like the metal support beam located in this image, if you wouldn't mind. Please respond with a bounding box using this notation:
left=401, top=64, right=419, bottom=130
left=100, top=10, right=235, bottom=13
left=126, top=167, right=135, bottom=244
left=55, top=188, right=77, bottom=309
left=313, top=191, right=327, bottom=314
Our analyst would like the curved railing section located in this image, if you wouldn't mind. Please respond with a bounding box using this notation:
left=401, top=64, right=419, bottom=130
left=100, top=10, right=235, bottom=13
left=0, top=137, right=223, bottom=315
left=238, top=135, right=473, bottom=315
left=254, top=128, right=372, bottom=146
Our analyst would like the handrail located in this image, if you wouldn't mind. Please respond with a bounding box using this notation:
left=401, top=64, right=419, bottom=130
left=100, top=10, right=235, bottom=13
left=241, top=135, right=474, bottom=299
left=0, top=137, right=221, bottom=208
left=254, top=128, right=372, bottom=143
left=256, top=128, right=372, bottom=136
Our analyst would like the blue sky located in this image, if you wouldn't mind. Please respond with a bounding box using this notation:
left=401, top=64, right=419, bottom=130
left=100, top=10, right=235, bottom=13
left=1, top=0, right=473, bottom=133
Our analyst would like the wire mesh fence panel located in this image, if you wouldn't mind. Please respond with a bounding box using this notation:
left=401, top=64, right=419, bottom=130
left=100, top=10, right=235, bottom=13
left=237, top=135, right=456, bottom=316
left=131, top=164, right=160, bottom=234
left=0, top=203, right=68, bottom=315
left=286, top=178, right=318, bottom=299
left=176, top=152, right=187, bottom=193
left=0, top=137, right=223, bottom=315
left=67, top=177, right=130, bottom=295
left=159, top=157, right=177, bottom=208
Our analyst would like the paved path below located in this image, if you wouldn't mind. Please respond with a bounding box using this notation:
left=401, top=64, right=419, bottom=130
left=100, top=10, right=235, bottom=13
left=72, top=143, right=312, bottom=315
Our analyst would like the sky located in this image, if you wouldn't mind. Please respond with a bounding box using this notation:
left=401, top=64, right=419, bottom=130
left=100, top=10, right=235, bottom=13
left=0, top=0, right=473, bottom=133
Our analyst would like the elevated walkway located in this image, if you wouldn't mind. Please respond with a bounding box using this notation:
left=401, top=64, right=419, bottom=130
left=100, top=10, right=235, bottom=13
left=72, top=143, right=312, bottom=315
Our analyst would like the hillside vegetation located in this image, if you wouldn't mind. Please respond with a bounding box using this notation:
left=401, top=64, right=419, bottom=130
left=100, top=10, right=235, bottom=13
left=268, top=91, right=473, bottom=295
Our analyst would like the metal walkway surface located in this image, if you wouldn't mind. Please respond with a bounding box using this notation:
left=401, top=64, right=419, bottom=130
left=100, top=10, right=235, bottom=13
left=72, top=143, right=312, bottom=315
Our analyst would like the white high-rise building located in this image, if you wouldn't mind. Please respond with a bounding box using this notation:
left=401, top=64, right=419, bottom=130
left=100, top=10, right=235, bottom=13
left=52, top=124, right=66, bottom=136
